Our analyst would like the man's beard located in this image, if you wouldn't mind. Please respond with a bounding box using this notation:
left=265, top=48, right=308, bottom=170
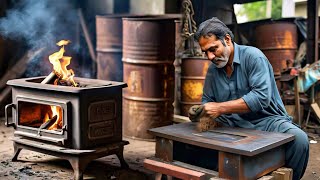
left=212, top=58, right=228, bottom=68
left=212, top=48, right=229, bottom=68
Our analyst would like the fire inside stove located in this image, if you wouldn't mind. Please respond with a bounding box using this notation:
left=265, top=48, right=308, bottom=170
left=18, top=101, right=63, bottom=131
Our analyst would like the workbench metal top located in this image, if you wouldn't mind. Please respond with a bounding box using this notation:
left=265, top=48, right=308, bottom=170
left=149, top=122, right=295, bottom=156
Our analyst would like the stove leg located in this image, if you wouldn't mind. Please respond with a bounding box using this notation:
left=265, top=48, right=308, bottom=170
left=116, top=146, right=129, bottom=169
left=12, top=143, right=22, bottom=161
left=68, top=157, right=90, bottom=180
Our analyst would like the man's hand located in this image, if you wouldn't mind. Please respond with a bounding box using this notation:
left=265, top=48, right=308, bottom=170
left=203, top=102, right=222, bottom=119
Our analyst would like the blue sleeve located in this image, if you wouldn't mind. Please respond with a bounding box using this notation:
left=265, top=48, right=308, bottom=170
left=242, top=57, right=272, bottom=112
left=202, top=66, right=216, bottom=104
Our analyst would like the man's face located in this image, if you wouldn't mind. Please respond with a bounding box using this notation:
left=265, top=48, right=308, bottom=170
left=199, top=35, right=231, bottom=68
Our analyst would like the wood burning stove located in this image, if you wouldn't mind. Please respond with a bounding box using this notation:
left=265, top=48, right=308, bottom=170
left=5, top=76, right=128, bottom=179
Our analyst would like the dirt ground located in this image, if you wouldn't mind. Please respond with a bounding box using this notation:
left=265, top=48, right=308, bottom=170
left=0, top=117, right=319, bottom=180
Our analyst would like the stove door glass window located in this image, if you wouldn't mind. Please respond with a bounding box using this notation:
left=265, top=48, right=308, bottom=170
left=18, top=101, right=63, bottom=131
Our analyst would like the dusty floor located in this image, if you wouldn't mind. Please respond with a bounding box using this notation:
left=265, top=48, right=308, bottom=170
left=0, top=118, right=319, bottom=180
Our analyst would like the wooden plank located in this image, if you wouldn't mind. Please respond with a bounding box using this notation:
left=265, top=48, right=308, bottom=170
left=271, top=171, right=287, bottom=180
left=277, top=167, right=293, bottom=180
left=144, top=158, right=206, bottom=180
left=0, top=48, right=44, bottom=90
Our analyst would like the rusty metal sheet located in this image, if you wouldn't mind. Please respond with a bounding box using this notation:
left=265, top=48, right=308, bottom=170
left=219, top=147, right=285, bottom=180
left=149, top=122, right=294, bottom=156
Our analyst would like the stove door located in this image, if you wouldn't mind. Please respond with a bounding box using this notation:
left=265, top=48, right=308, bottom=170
left=13, top=96, right=71, bottom=146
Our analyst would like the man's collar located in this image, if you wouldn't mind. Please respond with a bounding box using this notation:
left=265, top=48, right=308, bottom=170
left=232, top=42, right=240, bottom=64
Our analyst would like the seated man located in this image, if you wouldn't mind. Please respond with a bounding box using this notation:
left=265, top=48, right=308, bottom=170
left=194, top=17, right=309, bottom=180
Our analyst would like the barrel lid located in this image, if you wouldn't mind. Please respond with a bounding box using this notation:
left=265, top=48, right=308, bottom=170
left=123, top=14, right=181, bottom=21
left=96, top=14, right=156, bottom=19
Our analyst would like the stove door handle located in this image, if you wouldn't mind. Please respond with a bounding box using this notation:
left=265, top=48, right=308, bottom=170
left=5, top=103, right=16, bottom=128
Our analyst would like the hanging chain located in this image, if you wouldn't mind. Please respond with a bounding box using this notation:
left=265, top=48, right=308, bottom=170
left=181, top=0, right=201, bottom=57
left=181, top=0, right=197, bottom=39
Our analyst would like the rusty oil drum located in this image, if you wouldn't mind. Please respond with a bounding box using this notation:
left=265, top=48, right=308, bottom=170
left=255, top=22, right=297, bottom=76
left=122, top=16, right=175, bottom=140
left=96, top=14, right=150, bottom=81
left=180, top=57, right=211, bottom=116
left=96, top=14, right=125, bottom=81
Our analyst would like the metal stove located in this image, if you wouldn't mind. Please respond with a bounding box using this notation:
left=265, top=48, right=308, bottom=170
left=5, top=76, right=128, bottom=179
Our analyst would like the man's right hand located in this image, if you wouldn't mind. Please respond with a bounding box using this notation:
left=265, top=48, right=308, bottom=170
left=203, top=102, right=222, bottom=119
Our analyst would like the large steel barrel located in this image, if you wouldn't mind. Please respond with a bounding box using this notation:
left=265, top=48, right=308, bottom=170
left=180, top=57, right=211, bottom=116
left=96, top=14, right=124, bottom=81
left=255, top=22, right=297, bottom=76
left=122, top=16, right=175, bottom=140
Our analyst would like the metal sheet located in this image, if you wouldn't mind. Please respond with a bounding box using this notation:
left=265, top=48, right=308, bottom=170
left=149, top=122, right=294, bottom=156
left=219, top=147, right=285, bottom=180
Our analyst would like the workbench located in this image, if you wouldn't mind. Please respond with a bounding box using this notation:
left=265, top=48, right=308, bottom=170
left=145, top=122, right=295, bottom=180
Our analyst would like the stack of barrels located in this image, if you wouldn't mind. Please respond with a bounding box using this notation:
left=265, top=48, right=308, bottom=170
left=121, top=16, right=176, bottom=140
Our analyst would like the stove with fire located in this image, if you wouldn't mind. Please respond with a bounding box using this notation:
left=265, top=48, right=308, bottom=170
left=4, top=40, right=128, bottom=180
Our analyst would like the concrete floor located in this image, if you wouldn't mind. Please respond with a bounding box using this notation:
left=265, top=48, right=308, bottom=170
left=0, top=118, right=319, bottom=180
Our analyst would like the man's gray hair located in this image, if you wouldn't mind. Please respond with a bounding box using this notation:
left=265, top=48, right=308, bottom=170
left=194, top=17, right=234, bottom=46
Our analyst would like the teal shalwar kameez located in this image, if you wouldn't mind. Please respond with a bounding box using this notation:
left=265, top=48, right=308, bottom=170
left=202, top=43, right=309, bottom=180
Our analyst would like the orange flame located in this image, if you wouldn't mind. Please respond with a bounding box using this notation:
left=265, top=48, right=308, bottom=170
left=48, top=106, right=62, bottom=130
left=49, top=40, right=78, bottom=86
left=43, top=105, right=63, bottom=130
